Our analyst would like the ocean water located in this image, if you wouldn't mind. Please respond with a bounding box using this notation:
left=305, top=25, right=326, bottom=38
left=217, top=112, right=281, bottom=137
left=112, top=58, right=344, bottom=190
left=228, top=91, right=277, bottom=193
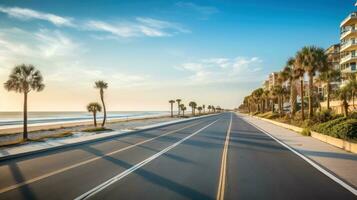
left=0, top=111, right=169, bottom=127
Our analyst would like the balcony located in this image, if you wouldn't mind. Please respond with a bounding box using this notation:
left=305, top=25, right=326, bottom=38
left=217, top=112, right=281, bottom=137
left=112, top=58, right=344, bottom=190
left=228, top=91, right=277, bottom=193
left=340, top=12, right=357, bottom=28
left=340, top=28, right=357, bottom=40
left=340, top=40, right=357, bottom=52
left=340, top=53, right=357, bottom=64
left=341, top=64, right=357, bottom=73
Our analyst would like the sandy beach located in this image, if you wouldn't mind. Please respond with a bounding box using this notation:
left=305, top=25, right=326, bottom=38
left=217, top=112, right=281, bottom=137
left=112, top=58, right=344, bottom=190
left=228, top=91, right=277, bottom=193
left=0, top=115, right=182, bottom=146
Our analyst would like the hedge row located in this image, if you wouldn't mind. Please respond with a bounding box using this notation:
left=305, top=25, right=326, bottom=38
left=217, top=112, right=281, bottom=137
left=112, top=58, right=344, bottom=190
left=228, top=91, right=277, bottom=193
left=312, top=117, right=357, bottom=140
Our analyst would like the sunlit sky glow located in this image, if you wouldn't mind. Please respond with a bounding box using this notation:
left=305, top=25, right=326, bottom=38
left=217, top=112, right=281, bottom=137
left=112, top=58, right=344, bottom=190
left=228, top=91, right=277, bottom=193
left=0, top=0, right=354, bottom=111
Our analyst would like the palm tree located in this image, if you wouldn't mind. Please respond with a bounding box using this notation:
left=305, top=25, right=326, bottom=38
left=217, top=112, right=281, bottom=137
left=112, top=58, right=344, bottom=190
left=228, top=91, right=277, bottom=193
left=181, top=105, right=187, bottom=117
left=212, top=106, right=216, bottom=113
left=87, top=102, right=102, bottom=127
left=208, top=105, right=212, bottom=113
left=346, top=74, right=357, bottom=109
left=202, top=104, right=206, bottom=113
left=281, top=58, right=299, bottom=116
left=294, top=55, right=306, bottom=120
left=4, top=64, right=45, bottom=140
left=197, top=106, right=203, bottom=115
left=189, top=101, right=197, bottom=115
left=95, top=81, right=108, bottom=127
left=273, top=85, right=285, bottom=116
left=295, top=46, right=326, bottom=118
left=176, top=99, right=182, bottom=117
left=317, top=58, right=341, bottom=110
left=169, top=100, right=175, bottom=117
left=337, top=86, right=351, bottom=117
left=252, top=88, right=264, bottom=113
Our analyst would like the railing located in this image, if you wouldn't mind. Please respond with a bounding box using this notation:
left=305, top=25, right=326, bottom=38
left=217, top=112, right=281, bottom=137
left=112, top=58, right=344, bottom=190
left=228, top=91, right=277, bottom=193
left=340, top=53, right=357, bottom=63
left=340, top=28, right=357, bottom=39
left=341, top=12, right=357, bottom=27
left=341, top=40, right=357, bottom=51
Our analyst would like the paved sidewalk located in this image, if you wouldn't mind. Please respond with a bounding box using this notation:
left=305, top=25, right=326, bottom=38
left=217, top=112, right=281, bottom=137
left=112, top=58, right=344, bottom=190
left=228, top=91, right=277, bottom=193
left=237, top=113, right=357, bottom=188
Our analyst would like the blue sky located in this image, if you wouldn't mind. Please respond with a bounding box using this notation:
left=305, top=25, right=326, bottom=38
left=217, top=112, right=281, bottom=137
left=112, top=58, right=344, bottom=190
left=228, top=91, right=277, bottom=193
left=0, top=0, right=354, bottom=111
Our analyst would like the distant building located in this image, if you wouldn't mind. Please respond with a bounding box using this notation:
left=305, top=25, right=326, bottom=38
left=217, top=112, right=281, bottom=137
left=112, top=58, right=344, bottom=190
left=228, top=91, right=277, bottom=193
left=340, top=5, right=357, bottom=86
left=268, top=72, right=278, bottom=90
left=316, top=44, right=341, bottom=98
left=262, top=80, right=269, bottom=91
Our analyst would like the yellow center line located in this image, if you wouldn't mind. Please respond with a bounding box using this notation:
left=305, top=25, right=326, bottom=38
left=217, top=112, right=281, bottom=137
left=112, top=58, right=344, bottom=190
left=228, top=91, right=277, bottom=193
left=216, top=113, right=233, bottom=200
left=0, top=120, right=207, bottom=194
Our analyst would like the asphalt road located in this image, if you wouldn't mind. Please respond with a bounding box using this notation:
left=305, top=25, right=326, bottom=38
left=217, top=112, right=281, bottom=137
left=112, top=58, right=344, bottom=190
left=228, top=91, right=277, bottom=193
left=0, top=113, right=355, bottom=200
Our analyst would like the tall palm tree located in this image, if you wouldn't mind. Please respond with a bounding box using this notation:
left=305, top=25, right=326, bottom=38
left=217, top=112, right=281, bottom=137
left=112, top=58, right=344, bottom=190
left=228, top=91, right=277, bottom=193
left=176, top=99, right=182, bottom=117
left=181, top=105, right=187, bottom=117
left=197, top=106, right=202, bottom=115
left=212, top=106, right=216, bottom=113
left=346, top=74, right=357, bottom=109
left=295, top=46, right=326, bottom=118
left=261, top=90, right=270, bottom=113
left=273, top=85, right=285, bottom=116
left=208, top=105, right=212, bottom=113
left=252, top=88, right=264, bottom=113
left=169, top=100, right=175, bottom=117
left=294, top=55, right=306, bottom=120
left=189, top=101, right=197, bottom=115
left=337, top=86, right=351, bottom=117
left=281, top=58, right=299, bottom=116
left=317, top=58, right=341, bottom=110
left=87, top=102, right=102, bottom=127
left=95, top=81, right=108, bottom=127
left=4, top=64, right=45, bottom=140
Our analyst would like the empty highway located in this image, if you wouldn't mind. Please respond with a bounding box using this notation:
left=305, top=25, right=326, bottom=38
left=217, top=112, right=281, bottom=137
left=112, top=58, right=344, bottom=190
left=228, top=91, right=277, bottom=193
left=0, top=113, right=355, bottom=200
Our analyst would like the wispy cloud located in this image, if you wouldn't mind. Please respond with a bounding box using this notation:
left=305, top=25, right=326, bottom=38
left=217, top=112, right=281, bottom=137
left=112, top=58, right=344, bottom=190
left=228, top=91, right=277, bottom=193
left=0, top=6, right=74, bottom=27
left=0, top=5, right=189, bottom=38
left=176, top=2, right=219, bottom=15
left=176, top=57, right=264, bottom=84
left=86, top=17, right=188, bottom=38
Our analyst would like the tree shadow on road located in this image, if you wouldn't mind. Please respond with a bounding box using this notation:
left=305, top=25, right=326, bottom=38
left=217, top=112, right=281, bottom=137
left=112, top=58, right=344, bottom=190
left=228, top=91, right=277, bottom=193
left=82, top=145, right=213, bottom=199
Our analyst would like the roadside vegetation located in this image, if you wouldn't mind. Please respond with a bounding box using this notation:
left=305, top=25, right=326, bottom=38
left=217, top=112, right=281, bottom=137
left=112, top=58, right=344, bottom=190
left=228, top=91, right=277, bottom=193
left=169, top=100, right=223, bottom=118
left=239, top=46, right=357, bottom=141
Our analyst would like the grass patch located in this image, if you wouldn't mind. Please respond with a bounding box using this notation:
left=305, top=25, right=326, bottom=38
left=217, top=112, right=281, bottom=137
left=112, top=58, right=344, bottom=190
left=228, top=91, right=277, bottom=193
left=81, top=127, right=113, bottom=132
left=29, top=131, right=74, bottom=142
left=301, top=128, right=311, bottom=136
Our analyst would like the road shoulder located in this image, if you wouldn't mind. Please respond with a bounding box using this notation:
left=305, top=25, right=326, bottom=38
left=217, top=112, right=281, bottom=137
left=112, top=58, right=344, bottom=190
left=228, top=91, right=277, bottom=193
left=237, top=113, right=357, bottom=190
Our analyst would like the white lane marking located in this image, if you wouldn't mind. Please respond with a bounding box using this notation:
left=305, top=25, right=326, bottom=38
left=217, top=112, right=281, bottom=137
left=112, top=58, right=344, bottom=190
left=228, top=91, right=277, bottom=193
left=0, top=121, right=204, bottom=194
left=241, top=116, right=357, bottom=196
left=216, top=113, right=233, bottom=200
left=75, top=119, right=220, bottom=200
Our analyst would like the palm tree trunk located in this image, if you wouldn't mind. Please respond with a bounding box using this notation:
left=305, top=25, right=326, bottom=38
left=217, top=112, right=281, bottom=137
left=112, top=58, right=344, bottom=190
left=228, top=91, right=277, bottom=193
left=308, top=74, right=314, bottom=118
left=290, top=81, right=297, bottom=116
left=327, top=80, right=330, bottom=110
left=300, top=79, right=305, bottom=121
left=343, top=99, right=348, bottom=117
left=353, top=91, right=355, bottom=108
left=177, top=104, right=180, bottom=116
left=23, top=92, right=28, bottom=141
left=183, top=110, right=185, bottom=116
left=100, top=90, right=107, bottom=127
left=94, top=112, right=97, bottom=127
left=170, top=104, right=173, bottom=117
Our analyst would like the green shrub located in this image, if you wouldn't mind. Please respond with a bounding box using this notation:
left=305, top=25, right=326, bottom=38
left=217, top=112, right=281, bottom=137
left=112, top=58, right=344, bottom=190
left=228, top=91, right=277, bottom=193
left=349, top=112, right=357, bottom=119
left=311, top=117, right=357, bottom=140
left=314, top=109, right=334, bottom=123
left=330, top=119, right=357, bottom=140
left=301, top=128, right=311, bottom=136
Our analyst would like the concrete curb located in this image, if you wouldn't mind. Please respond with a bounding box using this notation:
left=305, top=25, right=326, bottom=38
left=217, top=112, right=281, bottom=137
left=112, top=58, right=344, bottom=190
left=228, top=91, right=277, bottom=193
left=248, top=114, right=357, bottom=154
left=0, top=113, right=221, bottom=162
